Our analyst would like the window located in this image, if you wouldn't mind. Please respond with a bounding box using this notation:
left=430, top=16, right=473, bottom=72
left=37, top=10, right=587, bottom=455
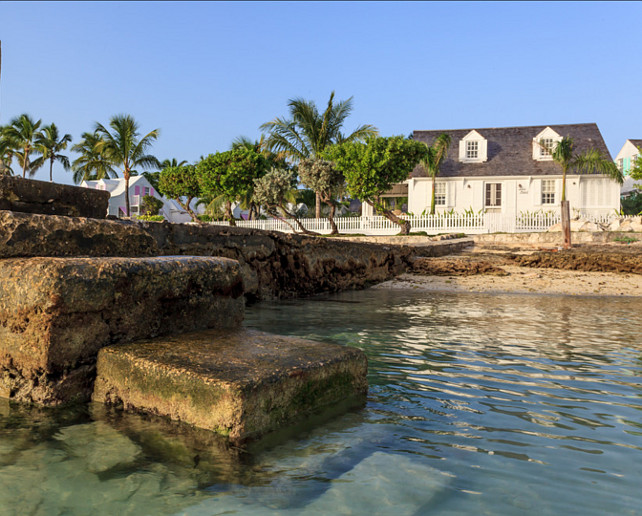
left=542, top=179, right=555, bottom=204
left=485, top=183, right=501, bottom=207
left=617, top=159, right=624, bottom=172
left=540, top=138, right=555, bottom=157
left=434, top=183, right=446, bottom=206
left=143, top=186, right=150, bottom=197
left=466, top=141, right=478, bottom=159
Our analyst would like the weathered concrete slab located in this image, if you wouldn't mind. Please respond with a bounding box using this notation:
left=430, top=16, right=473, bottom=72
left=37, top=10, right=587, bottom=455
left=0, top=176, right=110, bottom=218
left=0, top=211, right=159, bottom=258
left=92, top=329, right=368, bottom=444
left=0, top=256, right=244, bottom=405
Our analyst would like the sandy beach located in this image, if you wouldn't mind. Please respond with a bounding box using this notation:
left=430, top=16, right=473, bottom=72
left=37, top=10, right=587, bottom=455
left=373, top=248, right=642, bottom=297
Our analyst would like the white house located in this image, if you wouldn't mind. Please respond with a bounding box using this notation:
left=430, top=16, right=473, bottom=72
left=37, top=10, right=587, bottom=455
left=614, top=139, right=641, bottom=176
left=81, top=175, right=204, bottom=223
left=364, top=123, right=621, bottom=218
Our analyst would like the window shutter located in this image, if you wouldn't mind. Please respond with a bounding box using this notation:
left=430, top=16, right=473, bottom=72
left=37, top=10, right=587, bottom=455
left=447, top=183, right=455, bottom=207
left=479, top=139, right=488, bottom=162
left=134, top=186, right=140, bottom=196
left=458, top=140, right=466, bottom=161
left=150, top=188, right=155, bottom=197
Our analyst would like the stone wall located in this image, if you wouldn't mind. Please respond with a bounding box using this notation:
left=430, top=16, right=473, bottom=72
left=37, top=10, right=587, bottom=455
left=0, top=211, right=414, bottom=301
left=0, top=177, right=109, bottom=218
left=474, top=231, right=642, bottom=249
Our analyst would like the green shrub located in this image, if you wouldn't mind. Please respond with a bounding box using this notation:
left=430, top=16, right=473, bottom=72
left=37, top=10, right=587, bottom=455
left=136, top=214, right=165, bottom=222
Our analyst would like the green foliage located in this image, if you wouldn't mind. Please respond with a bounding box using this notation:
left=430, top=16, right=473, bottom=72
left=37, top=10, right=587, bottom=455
left=158, top=165, right=200, bottom=199
left=298, top=158, right=344, bottom=211
left=141, top=195, right=164, bottom=216
left=2, top=113, right=44, bottom=178
left=158, top=165, right=200, bottom=222
left=324, top=136, right=428, bottom=212
left=136, top=214, right=165, bottom=222
left=295, top=188, right=317, bottom=211
left=34, top=123, right=72, bottom=182
left=196, top=147, right=270, bottom=204
left=621, top=191, right=642, bottom=215
left=614, top=235, right=639, bottom=244
left=71, top=131, right=118, bottom=184
left=252, top=168, right=297, bottom=209
left=260, top=91, right=378, bottom=162
left=629, top=148, right=642, bottom=181
left=420, top=133, right=451, bottom=215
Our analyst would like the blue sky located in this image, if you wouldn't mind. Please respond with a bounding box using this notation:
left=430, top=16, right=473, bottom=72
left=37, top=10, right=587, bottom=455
left=1, top=1, right=640, bottom=184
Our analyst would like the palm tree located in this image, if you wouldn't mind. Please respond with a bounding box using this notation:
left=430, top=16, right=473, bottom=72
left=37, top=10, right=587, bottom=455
left=260, top=91, right=378, bottom=217
left=542, top=136, right=623, bottom=248
left=34, top=123, right=72, bottom=182
left=95, top=115, right=160, bottom=217
left=0, top=133, right=16, bottom=176
left=3, top=114, right=44, bottom=178
left=71, top=131, right=118, bottom=184
left=420, top=134, right=451, bottom=215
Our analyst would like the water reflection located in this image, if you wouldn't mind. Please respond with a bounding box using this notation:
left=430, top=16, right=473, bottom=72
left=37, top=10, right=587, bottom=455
left=1, top=290, right=641, bottom=515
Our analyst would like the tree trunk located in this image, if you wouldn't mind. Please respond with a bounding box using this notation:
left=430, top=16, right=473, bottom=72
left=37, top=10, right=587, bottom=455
left=225, top=200, right=236, bottom=226
left=327, top=202, right=338, bottom=235
left=280, top=204, right=318, bottom=235
left=125, top=171, right=131, bottom=217
left=367, top=200, right=411, bottom=235
left=430, top=175, right=436, bottom=215
left=22, top=144, right=28, bottom=178
left=315, top=192, right=321, bottom=218
left=178, top=196, right=199, bottom=222
left=49, top=158, right=53, bottom=183
left=561, top=199, right=571, bottom=249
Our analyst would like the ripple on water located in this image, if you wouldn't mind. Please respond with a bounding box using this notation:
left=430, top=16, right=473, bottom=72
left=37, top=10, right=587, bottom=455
left=0, top=290, right=641, bottom=515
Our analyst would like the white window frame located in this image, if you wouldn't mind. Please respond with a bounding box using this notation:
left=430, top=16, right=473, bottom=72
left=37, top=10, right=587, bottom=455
left=434, top=182, right=446, bottom=206
left=485, top=183, right=502, bottom=207
left=533, top=127, right=561, bottom=161
left=466, top=141, right=479, bottom=160
left=541, top=179, right=555, bottom=205
left=539, top=138, right=555, bottom=158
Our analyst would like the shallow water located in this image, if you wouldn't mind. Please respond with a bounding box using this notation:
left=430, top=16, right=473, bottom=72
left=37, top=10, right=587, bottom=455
left=1, top=290, right=642, bottom=515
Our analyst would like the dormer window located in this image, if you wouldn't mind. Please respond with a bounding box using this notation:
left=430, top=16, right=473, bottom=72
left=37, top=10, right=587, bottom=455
left=466, top=141, right=478, bottom=159
left=459, top=130, right=487, bottom=163
left=533, top=127, right=561, bottom=161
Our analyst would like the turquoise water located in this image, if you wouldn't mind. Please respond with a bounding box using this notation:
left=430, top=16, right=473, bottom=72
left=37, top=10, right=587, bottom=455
left=1, top=289, right=642, bottom=515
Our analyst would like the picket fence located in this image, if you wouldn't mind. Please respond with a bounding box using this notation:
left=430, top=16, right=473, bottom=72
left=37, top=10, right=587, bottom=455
left=209, top=212, right=618, bottom=236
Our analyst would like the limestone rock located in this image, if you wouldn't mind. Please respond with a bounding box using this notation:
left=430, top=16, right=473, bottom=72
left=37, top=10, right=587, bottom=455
left=0, top=176, right=109, bottom=218
left=93, top=328, right=368, bottom=444
left=0, top=256, right=244, bottom=405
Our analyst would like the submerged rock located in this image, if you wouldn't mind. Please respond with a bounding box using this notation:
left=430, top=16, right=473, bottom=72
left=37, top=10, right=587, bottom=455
left=92, top=328, right=368, bottom=444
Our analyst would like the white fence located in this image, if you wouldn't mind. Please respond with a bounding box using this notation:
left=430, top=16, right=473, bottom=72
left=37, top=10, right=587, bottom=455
left=209, top=212, right=619, bottom=236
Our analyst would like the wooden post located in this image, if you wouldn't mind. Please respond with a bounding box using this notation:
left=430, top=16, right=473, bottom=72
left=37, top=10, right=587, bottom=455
left=561, top=200, right=571, bottom=249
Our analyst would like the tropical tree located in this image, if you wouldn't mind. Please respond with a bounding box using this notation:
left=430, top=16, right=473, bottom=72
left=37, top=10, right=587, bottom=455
left=260, top=91, right=378, bottom=217
left=420, top=134, right=451, bottom=215
left=252, top=168, right=316, bottom=235
left=71, top=131, right=118, bottom=184
left=2, top=114, right=44, bottom=178
left=325, top=136, right=428, bottom=235
left=144, top=158, right=188, bottom=192
left=34, top=123, right=72, bottom=182
left=298, top=158, right=344, bottom=234
left=95, top=115, right=160, bottom=217
left=0, top=133, right=16, bottom=176
left=196, top=146, right=270, bottom=225
left=158, top=165, right=201, bottom=222
left=541, top=136, right=622, bottom=248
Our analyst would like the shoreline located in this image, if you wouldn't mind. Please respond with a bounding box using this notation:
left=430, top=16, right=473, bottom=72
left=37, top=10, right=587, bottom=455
left=373, top=265, right=642, bottom=298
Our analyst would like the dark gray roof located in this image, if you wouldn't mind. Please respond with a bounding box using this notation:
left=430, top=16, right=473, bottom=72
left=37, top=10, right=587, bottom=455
left=628, top=139, right=642, bottom=149
left=411, top=123, right=611, bottom=178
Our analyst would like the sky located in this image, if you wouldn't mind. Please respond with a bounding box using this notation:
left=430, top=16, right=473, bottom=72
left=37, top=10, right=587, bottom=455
left=1, top=1, right=641, bottom=185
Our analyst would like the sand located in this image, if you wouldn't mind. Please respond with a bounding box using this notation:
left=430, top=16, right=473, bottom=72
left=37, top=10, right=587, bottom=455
left=373, top=266, right=642, bottom=297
